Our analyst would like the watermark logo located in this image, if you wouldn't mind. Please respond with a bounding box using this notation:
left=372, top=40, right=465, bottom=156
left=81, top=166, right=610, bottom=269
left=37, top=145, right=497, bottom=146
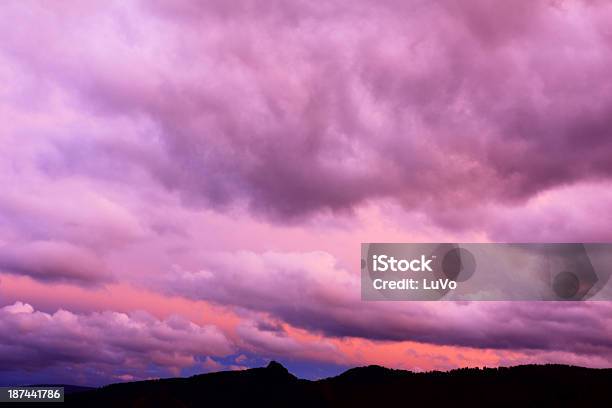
left=361, top=243, right=612, bottom=301
left=371, top=254, right=434, bottom=272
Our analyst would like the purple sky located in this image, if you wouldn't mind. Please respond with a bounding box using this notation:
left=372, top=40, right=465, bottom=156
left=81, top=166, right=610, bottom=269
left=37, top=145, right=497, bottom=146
left=1, top=0, right=612, bottom=386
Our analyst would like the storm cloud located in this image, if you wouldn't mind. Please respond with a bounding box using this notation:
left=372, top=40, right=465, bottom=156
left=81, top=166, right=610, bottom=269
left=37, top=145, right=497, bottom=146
left=2, top=0, right=612, bottom=386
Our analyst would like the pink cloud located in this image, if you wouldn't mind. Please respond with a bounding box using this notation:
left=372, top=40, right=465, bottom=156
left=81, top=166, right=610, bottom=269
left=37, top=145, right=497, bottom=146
left=3, top=1, right=612, bottom=222
left=154, top=249, right=612, bottom=361
left=0, top=241, right=111, bottom=284
left=0, top=301, right=232, bottom=382
left=1, top=0, right=612, bottom=385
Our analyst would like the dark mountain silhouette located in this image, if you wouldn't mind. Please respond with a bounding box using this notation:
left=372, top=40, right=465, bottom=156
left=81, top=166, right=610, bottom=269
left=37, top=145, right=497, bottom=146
left=66, top=361, right=612, bottom=407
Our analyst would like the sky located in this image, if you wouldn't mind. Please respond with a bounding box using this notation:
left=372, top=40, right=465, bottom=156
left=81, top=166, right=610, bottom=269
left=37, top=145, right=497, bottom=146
left=1, top=0, right=612, bottom=386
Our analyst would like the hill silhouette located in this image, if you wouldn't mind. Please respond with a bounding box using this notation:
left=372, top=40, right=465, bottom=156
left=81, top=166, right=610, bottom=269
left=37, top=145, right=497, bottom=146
left=66, top=361, right=612, bottom=407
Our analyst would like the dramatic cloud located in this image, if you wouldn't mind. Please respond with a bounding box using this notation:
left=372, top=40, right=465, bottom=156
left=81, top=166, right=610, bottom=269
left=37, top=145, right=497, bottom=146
left=159, top=250, right=612, bottom=363
left=1, top=0, right=612, bottom=386
left=3, top=0, right=612, bottom=221
left=0, top=241, right=111, bottom=284
left=159, top=251, right=355, bottom=317
left=0, top=302, right=232, bottom=384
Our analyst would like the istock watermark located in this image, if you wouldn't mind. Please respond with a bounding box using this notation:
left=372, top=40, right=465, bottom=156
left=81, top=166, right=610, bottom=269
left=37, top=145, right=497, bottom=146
left=371, top=254, right=434, bottom=272
left=361, top=243, right=612, bottom=301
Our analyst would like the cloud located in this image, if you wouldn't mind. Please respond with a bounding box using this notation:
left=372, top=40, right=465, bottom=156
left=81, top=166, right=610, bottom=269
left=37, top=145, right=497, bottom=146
left=0, top=301, right=233, bottom=384
left=0, top=185, right=147, bottom=248
left=486, top=182, right=612, bottom=242
left=0, top=241, right=112, bottom=284
left=2, top=1, right=612, bottom=223
left=160, top=250, right=612, bottom=363
left=158, top=251, right=356, bottom=321
left=237, top=321, right=338, bottom=357
left=2, top=0, right=612, bottom=384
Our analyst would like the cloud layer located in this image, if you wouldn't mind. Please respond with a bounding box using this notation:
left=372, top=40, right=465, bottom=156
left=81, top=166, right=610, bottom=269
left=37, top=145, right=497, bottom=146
left=0, top=301, right=232, bottom=384
left=4, top=1, right=612, bottom=221
left=1, top=0, right=612, bottom=385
